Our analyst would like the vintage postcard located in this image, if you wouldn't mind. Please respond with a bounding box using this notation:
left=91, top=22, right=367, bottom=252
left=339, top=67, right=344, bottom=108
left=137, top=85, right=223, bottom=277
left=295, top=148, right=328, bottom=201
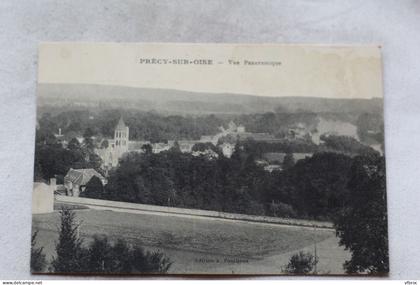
left=32, top=43, right=388, bottom=275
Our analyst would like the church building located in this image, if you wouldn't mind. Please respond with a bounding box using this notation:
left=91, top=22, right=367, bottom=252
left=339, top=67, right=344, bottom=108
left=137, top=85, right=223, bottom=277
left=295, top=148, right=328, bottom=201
left=96, top=117, right=130, bottom=170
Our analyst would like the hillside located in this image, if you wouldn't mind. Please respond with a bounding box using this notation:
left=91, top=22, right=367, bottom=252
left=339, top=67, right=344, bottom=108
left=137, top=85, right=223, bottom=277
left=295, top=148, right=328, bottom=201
left=37, top=83, right=383, bottom=115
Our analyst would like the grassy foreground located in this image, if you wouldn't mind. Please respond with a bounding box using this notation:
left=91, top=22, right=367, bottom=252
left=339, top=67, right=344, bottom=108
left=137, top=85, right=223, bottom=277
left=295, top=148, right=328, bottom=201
left=32, top=209, right=346, bottom=274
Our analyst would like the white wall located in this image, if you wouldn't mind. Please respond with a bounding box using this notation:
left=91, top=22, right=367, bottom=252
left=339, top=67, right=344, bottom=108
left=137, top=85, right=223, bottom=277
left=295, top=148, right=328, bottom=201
left=32, top=184, right=54, bottom=214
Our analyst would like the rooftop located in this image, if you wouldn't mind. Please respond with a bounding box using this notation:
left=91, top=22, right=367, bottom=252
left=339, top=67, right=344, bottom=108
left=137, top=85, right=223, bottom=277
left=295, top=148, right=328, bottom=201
left=115, top=117, right=127, bottom=130
left=64, top=168, right=104, bottom=186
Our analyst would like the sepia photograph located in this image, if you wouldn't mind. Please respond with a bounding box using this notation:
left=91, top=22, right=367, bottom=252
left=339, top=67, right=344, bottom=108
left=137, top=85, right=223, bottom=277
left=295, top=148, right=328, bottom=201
left=31, top=43, right=388, bottom=275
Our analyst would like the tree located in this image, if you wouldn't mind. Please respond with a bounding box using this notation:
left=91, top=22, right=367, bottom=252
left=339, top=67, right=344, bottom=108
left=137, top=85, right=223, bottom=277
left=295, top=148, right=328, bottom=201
left=192, top=142, right=219, bottom=154
left=130, top=247, right=172, bottom=273
left=170, top=140, right=181, bottom=152
left=269, top=201, right=297, bottom=218
left=34, top=135, right=91, bottom=181
left=51, top=208, right=85, bottom=273
left=84, top=235, right=172, bottom=273
left=100, top=139, right=109, bottom=149
left=282, top=152, right=295, bottom=170
left=334, top=154, right=388, bottom=274
left=83, top=128, right=95, bottom=152
left=48, top=209, right=172, bottom=274
left=141, top=143, right=153, bottom=154
left=86, top=235, right=113, bottom=273
left=284, top=251, right=318, bottom=274
left=80, top=176, right=104, bottom=199
left=109, top=238, right=132, bottom=272
left=33, top=158, right=44, bottom=182
left=86, top=152, right=103, bottom=171
left=68, top=138, right=81, bottom=151
left=319, top=134, right=378, bottom=156
left=30, top=231, right=47, bottom=272
left=281, top=152, right=353, bottom=219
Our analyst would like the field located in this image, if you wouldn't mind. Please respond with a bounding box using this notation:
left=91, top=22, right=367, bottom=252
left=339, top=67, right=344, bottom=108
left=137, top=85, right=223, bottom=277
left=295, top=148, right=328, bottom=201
left=32, top=209, right=349, bottom=274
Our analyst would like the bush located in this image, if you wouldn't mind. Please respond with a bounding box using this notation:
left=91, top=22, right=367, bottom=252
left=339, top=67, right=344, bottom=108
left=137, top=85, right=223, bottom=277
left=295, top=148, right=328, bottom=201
left=284, top=251, right=318, bottom=274
left=269, top=202, right=297, bottom=218
left=85, top=235, right=172, bottom=274
left=50, top=208, right=172, bottom=274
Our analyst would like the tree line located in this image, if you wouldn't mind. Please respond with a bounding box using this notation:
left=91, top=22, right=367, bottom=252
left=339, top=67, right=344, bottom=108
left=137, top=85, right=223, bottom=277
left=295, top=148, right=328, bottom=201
left=34, top=126, right=103, bottom=183
left=37, top=109, right=383, bottom=144
left=83, top=142, right=379, bottom=222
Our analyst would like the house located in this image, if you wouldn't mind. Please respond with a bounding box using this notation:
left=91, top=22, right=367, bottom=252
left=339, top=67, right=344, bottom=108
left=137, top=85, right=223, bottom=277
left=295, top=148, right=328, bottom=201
left=227, top=121, right=238, bottom=132
left=262, top=152, right=313, bottom=165
left=260, top=152, right=313, bottom=172
left=264, top=164, right=282, bottom=173
left=152, top=142, right=172, bottom=153
left=192, top=149, right=219, bottom=159
left=237, top=125, right=246, bottom=133
left=262, top=152, right=287, bottom=164
left=293, top=153, right=313, bottom=161
left=236, top=132, right=279, bottom=142
left=288, top=123, right=308, bottom=140
left=177, top=140, right=196, bottom=153
left=255, top=159, right=269, bottom=166
left=64, top=168, right=106, bottom=197
left=220, top=142, right=235, bottom=158
left=128, top=140, right=151, bottom=152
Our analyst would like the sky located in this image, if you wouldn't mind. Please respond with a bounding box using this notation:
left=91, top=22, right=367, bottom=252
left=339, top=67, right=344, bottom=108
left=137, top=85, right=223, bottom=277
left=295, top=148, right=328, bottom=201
left=38, top=43, right=383, bottom=99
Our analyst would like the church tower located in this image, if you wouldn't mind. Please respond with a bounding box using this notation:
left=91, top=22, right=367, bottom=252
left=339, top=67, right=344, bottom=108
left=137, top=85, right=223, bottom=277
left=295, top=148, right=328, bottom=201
left=114, top=116, right=129, bottom=154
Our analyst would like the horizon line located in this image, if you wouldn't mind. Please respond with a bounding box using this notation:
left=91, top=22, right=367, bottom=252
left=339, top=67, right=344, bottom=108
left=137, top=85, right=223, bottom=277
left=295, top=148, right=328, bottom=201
left=38, top=82, right=383, bottom=101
